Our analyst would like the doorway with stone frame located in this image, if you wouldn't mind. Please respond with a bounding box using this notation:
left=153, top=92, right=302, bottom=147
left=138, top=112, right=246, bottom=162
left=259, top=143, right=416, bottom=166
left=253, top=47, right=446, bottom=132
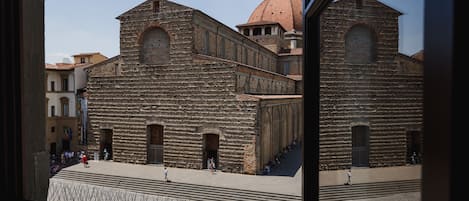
left=203, top=134, right=219, bottom=169
left=100, top=129, right=113, bottom=160
left=147, top=125, right=164, bottom=164
left=352, top=125, right=370, bottom=167
left=406, top=130, right=422, bottom=164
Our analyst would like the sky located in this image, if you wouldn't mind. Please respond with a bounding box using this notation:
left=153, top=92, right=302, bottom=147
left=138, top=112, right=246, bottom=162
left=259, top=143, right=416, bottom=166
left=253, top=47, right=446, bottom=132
left=45, top=0, right=424, bottom=64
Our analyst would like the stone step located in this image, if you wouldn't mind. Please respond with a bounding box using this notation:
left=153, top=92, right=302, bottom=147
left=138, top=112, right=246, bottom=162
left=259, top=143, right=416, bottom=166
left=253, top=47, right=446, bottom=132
left=51, top=169, right=419, bottom=201
left=319, top=179, right=420, bottom=201
left=52, top=170, right=301, bottom=201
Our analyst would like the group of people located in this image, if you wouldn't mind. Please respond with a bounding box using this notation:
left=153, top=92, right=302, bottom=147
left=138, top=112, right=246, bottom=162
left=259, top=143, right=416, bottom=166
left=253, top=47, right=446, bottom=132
left=49, top=150, right=84, bottom=176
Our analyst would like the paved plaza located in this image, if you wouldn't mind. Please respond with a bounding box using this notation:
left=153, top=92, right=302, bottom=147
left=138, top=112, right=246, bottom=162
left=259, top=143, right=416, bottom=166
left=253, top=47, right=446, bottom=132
left=59, top=144, right=421, bottom=196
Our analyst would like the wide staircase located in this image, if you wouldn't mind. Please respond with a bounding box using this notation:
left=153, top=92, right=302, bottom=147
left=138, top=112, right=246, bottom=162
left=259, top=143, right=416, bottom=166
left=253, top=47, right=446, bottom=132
left=51, top=170, right=420, bottom=201
left=319, top=179, right=420, bottom=201
left=51, top=170, right=301, bottom=201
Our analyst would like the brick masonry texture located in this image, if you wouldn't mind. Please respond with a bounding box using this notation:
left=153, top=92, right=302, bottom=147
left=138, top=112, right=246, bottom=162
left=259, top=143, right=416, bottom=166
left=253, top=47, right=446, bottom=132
left=318, top=0, right=423, bottom=170
left=86, top=0, right=301, bottom=174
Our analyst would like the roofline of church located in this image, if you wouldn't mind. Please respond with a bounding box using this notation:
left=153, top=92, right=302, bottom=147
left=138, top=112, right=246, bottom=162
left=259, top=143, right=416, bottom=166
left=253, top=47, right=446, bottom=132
left=84, top=55, right=121, bottom=70
left=192, top=10, right=279, bottom=55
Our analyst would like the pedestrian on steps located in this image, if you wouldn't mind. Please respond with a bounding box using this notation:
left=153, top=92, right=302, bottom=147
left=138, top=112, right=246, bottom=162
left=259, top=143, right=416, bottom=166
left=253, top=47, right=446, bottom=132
left=346, top=168, right=352, bottom=185
left=82, top=154, right=89, bottom=168
left=164, top=167, right=168, bottom=182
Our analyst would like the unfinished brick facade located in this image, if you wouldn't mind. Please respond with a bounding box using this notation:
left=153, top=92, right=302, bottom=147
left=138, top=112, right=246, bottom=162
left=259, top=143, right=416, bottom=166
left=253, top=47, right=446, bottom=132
left=86, top=0, right=301, bottom=174
left=85, top=0, right=423, bottom=174
left=319, top=0, right=423, bottom=170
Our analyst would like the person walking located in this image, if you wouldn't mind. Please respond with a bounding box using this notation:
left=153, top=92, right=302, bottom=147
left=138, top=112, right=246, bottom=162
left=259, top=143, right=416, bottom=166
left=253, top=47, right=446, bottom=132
left=82, top=154, right=89, bottom=168
left=209, top=157, right=215, bottom=174
left=164, top=167, right=168, bottom=182
left=346, top=168, right=352, bottom=185
left=211, top=158, right=216, bottom=172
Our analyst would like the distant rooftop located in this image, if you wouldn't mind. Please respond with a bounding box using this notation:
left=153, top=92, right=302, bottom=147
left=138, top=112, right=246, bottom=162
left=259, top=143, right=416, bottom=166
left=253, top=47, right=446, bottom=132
left=45, top=63, right=88, bottom=70
left=72, top=52, right=105, bottom=57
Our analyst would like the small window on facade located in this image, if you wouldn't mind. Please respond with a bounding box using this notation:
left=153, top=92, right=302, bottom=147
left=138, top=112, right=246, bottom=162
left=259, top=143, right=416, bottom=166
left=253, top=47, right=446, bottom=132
left=253, top=28, right=262, bottom=36
left=153, top=1, right=160, bottom=13
left=114, top=63, right=120, bottom=76
left=62, top=78, right=68, bottom=91
left=61, top=97, right=70, bottom=117
left=80, top=57, right=86, bottom=64
left=50, top=81, right=55, bottom=91
left=356, top=0, right=363, bottom=9
left=63, top=103, right=69, bottom=117
left=243, top=29, right=250, bottom=36
left=51, top=106, right=55, bottom=117
left=51, top=126, right=55, bottom=133
left=265, top=27, right=272, bottom=35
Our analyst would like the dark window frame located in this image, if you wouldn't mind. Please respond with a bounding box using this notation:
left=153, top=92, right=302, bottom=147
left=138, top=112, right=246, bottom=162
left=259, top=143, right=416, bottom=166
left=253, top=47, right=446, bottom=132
left=253, top=27, right=262, bottom=36
left=50, top=81, right=55, bottom=91
left=51, top=106, right=56, bottom=117
left=62, top=77, right=68, bottom=91
left=60, top=97, right=69, bottom=115
left=243, top=29, right=250, bottom=36
left=265, top=27, right=272, bottom=35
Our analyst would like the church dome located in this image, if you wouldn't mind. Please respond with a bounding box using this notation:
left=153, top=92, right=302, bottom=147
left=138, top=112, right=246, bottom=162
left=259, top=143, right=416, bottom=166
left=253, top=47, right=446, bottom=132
left=248, top=0, right=303, bottom=31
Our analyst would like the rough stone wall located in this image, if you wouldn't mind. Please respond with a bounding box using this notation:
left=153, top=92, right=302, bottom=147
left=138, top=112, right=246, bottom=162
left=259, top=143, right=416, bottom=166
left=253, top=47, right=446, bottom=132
left=259, top=99, right=302, bottom=173
left=235, top=65, right=296, bottom=95
left=193, top=11, right=278, bottom=73
left=87, top=0, right=302, bottom=174
left=248, top=35, right=288, bottom=53
left=278, top=54, right=303, bottom=75
left=319, top=0, right=423, bottom=170
left=396, top=54, right=423, bottom=75
left=88, top=60, right=260, bottom=173
left=118, top=0, right=193, bottom=65
left=86, top=56, right=122, bottom=77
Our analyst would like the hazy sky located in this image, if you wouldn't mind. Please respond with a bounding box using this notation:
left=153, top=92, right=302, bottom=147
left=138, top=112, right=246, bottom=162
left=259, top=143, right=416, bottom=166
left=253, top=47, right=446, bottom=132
left=45, top=0, right=423, bottom=64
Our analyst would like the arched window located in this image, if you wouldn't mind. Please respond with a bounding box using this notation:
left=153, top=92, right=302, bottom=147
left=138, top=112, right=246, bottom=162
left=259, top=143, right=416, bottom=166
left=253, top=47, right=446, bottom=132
left=140, top=27, right=170, bottom=64
left=345, top=25, right=377, bottom=64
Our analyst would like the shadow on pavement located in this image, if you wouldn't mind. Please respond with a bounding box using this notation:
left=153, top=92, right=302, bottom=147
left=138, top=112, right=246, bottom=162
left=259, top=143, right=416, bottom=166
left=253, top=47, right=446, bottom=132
left=264, top=144, right=302, bottom=177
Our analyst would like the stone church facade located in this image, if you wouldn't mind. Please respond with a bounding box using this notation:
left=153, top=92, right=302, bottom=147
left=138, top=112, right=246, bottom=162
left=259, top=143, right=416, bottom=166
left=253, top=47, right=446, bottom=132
left=85, top=0, right=423, bottom=173
left=86, top=0, right=302, bottom=174
left=318, top=0, right=423, bottom=170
